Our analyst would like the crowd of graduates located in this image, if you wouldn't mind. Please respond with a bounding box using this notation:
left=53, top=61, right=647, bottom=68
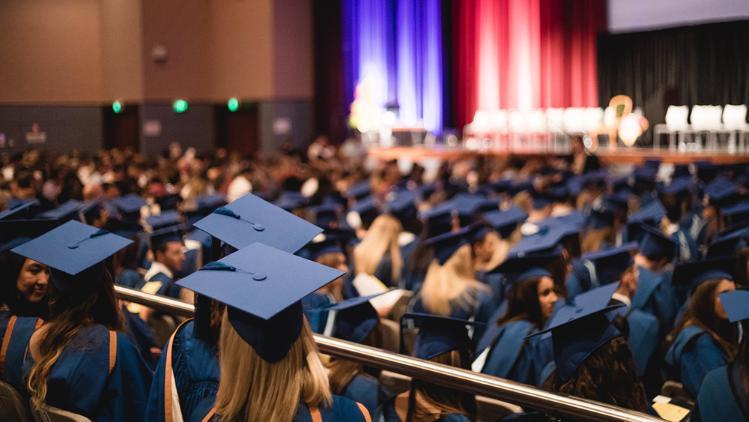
left=0, top=139, right=748, bottom=421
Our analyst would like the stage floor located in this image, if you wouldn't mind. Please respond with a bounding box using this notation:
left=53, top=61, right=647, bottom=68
left=367, top=146, right=749, bottom=165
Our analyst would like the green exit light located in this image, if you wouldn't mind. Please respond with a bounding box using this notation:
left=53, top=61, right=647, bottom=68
left=173, top=99, right=189, bottom=114
left=112, top=100, right=123, bottom=114
left=227, top=97, right=240, bottom=112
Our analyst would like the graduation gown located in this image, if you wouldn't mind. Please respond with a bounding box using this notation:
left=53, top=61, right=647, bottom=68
left=664, top=325, right=729, bottom=397
left=632, top=267, right=678, bottom=335
left=122, top=308, right=160, bottom=369
left=375, top=392, right=470, bottom=422
left=695, top=364, right=748, bottom=422
left=302, top=293, right=336, bottom=334
left=342, top=373, right=380, bottom=418
left=206, top=395, right=371, bottom=421
left=475, top=320, right=549, bottom=386
left=2, top=318, right=152, bottom=421
left=145, top=320, right=219, bottom=422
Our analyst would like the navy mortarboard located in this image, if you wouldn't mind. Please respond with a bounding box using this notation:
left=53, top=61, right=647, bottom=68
left=0, top=199, right=40, bottom=220
left=0, top=218, right=61, bottom=252
left=324, top=294, right=381, bottom=344
left=571, top=242, right=638, bottom=289
left=401, top=313, right=484, bottom=360
left=707, top=227, right=749, bottom=258
left=483, top=207, right=527, bottom=238
left=425, top=226, right=473, bottom=265
left=193, top=193, right=322, bottom=253
left=637, top=224, right=677, bottom=262
left=11, top=220, right=132, bottom=289
left=719, top=289, right=749, bottom=324
left=672, top=257, right=736, bottom=292
left=38, top=200, right=84, bottom=222
left=347, top=180, right=372, bottom=202
left=176, top=242, right=344, bottom=362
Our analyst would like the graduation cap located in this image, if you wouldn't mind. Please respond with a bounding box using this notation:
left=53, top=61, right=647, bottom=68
left=402, top=313, right=484, bottom=360
left=707, top=227, right=749, bottom=258
left=112, top=194, right=146, bottom=218
left=572, top=283, right=620, bottom=308
left=704, top=178, right=738, bottom=208
left=483, top=208, right=527, bottom=239
left=347, top=181, right=372, bottom=201
left=11, top=220, right=132, bottom=290
left=385, top=190, right=418, bottom=222
left=324, top=294, right=381, bottom=344
left=0, top=218, right=62, bottom=252
left=626, top=200, right=666, bottom=242
left=510, top=224, right=577, bottom=257
left=310, top=204, right=341, bottom=228
left=150, top=225, right=184, bottom=251
left=195, top=194, right=227, bottom=214
left=418, top=183, right=437, bottom=200
left=672, top=165, right=691, bottom=179
left=420, top=203, right=455, bottom=237
left=0, top=199, right=40, bottom=220
left=547, top=185, right=570, bottom=203
left=658, top=177, right=692, bottom=196
left=588, top=207, right=615, bottom=230
left=176, top=242, right=344, bottom=362
left=491, top=247, right=561, bottom=285
left=79, top=200, right=105, bottom=225
left=305, top=237, right=344, bottom=261
left=146, top=210, right=182, bottom=231
left=193, top=193, right=322, bottom=253
left=672, top=257, right=736, bottom=291
left=425, top=226, right=472, bottom=265
left=349, top=196, right=380, bottom=229
left=633, top=166, right=657, bottom=184
left=637, top=224, right=677, bottom=261
left=603, top=193, right=629, bottom=215
left=38, top=200, right=84, bottom=221
left=582, top=170, right=608, bottom=189
left=275, top=191, right=308, bottom=211
left=156, top=193, right=182, bottom=211
left=529, top=300, right=625, bottom=381
left=719, top=289, right=749, bottom=324
left=721, top=201, right=749, bottom=227
left=571, top=242, right=638, bottom=289
left=610, top=175, right=633, bottom=195
left=490, top=179, right=513, bottom=195
left=531, top=190, right=553, bottom=210
left=508, top=179, right=533, bottom=196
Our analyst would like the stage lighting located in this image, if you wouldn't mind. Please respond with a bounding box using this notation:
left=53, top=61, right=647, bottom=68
left=173, top=99, right=189, bottom=114
left=227, top=97, right=240, bottom=112
left=112, top=100, right=123, bottom=114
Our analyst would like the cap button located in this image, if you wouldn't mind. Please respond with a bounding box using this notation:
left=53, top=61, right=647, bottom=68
left=575, top=308, right=583, bottom=314
left=252, top=223, right=265, bottom=232
left=252, top=273, right=267, bottom=281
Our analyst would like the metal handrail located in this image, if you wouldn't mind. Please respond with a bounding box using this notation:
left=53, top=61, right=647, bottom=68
left=115, top=285, right=663, bottom=422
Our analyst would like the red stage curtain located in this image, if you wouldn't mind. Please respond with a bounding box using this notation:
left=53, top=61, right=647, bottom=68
left=454, top=0, right=606, bottom=127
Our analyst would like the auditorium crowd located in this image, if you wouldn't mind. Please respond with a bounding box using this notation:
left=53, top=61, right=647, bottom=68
left=0, top=139, right=748, bottom=421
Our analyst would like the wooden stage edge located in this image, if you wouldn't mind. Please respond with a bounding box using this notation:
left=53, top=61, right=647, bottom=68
left=367, top=146, right=749, bottom=166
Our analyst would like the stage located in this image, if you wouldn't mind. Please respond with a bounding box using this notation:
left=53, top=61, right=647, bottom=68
left=367, top=146, right=749, bottom=166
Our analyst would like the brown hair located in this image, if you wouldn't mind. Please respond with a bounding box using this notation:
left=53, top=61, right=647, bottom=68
left=28, top=264, right=122, bottom=407
left=498, top=277, right=547, bottom=328
left=408, top=350, right=476, bottom=421
left=668, top=279, right=738, bottom=359
left=326, top=322, right=383, bottom=394
left=543, top=337, right=649, bottom=412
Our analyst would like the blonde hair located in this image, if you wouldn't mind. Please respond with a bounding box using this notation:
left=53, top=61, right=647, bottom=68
left=214, top=312, right=332, bottom=421
left=420, top=245, right=488, bottom=316
left=353, top=214, right=403, bottom=283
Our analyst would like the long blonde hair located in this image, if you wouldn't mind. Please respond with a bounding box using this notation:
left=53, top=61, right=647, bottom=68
left=214, top=312, right=332, bottom=421
left=420, top=245, right=488, bottom=316
left=353, top=214, right=403, bottom=283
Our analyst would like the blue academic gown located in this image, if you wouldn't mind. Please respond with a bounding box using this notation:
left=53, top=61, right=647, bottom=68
left=633, top=267, right=679, bottom=335
left=342, top=373, right=380, bottom=418
left=145, top=320, right=219, bottom=422
left=478, top=320, right=550, bottom=386
left=665, top=325, right=729, bottom=398
left=3, top=318, right=152, bottom=421
left=376, top=394, right=470, bottom=422
left=122, top=307, right=160, bottom=369
left=208, top=395, right=371, bottom=421
left=695, top=364, right=748, bottom=422
left=302, top=293, right=336, bottom=334
left=399, top=237, right=419, bottom=289
left=116, top=268, right=144, bottom=289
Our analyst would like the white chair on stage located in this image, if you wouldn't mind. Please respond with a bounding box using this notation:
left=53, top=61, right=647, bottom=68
left=690, top=105, right=723, bottom=150
left=722, top=104, right=749, bottom=152
left=654, top=105, right=689, bottom=150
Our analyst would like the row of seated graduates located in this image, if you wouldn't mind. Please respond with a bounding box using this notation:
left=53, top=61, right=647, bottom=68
left=0, top=154, right=748, bottom=421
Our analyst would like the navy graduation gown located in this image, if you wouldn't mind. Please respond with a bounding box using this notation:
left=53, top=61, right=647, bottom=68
left=478, top=320, right=548, bottom=386
left=625, top=308, right=660, bottom=377
left=122, top=308, right=160, bottom=369
left=632, top=267, right=678, bottom=334
left=8, top=321, right=152, bottom=421
left=207, top=395, right=371, bottom=421
left=695, top=364, right=747, bottom=422
left=376, top=394, right=470, bottom=422
left=145, top=320, right=219, bottom=422
left=665, top=325, right=729, bottom=397
left=302, top=293, right=335, bottom=334
left=115, top=268, right=144, bottom=289
left=0, top=316, right=41, bottom=394
left=342, top=373, right=380, bottom=418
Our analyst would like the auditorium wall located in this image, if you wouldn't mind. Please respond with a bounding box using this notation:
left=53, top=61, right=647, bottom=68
left=0, top=0, right=314, bottom=155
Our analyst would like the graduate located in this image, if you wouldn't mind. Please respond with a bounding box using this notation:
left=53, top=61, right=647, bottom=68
left=383, top=190, right=421, bottom=287
left=410, top=226, right=491, bottom=320
left=665, top=257, right=739, bottom=397
left=694, top=289, right=749, bottom=421
left=538, top=290, right=650, bottom=413
left=474, top=250, right=560, bottom=386
left=323, top=295, right=386, bottom=416
left=377, top=313, right=480, bottom=421
left=5, top=220, right=152, bottom=420
left=146, top=192, right=323, bottom=422
left=353, top=213, right=403, bottom=288
left=302, top=237, right=350, bottom=334
left=176, top=242, right=370, bottom=421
